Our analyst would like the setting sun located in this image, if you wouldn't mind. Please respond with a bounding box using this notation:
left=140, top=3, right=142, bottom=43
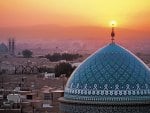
left=110, top=20, right=117, bottom=27
left=0, top=0, right=150, bottom=44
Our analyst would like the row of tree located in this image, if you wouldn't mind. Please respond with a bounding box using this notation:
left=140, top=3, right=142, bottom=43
left=21, top=50, right=82, bottom=62
left=45, top=53, right=82, bottom=62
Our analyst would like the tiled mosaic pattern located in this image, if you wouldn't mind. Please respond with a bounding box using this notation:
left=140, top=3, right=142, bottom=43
left=64, top=43, right=150, bottom=101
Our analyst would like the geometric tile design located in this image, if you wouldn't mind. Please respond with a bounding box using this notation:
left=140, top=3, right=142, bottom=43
left=64, top=43, right=150, bottom=102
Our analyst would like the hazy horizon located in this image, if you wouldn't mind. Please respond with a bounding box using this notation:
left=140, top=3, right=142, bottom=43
left=0, top=0, right=150, bottom=53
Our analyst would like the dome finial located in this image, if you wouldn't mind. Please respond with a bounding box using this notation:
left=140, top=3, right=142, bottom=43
left=111, top=23, right=115, bottom=43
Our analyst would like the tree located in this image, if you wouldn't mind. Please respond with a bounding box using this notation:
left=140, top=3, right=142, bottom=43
left=45, top=53, right=82, bottom=62
left=45, top=53, right=61, bottom=62
left=54, top=62, right=75, bottom=77
left=38, top=67, right=54, bottom=73
left=22, top=49, right=33, bottom=58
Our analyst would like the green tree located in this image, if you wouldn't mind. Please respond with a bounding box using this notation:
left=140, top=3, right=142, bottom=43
left=22, top=49, right=33, bottom=58
left=55, top=62, right=75, bottom=77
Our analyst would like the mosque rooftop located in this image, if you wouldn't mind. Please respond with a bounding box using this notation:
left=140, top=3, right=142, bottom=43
left=64, top=42, right=150, bottom=103
left=63, top=24, right=150, bottom=103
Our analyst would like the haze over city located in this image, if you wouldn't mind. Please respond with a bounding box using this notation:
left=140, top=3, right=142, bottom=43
left=0, top=0, right=150, bottom=53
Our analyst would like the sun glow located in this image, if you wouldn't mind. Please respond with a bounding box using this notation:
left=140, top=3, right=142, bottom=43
left=110, top=20, right=117, bottom=27
left=0, top=0, right=150, bottom=30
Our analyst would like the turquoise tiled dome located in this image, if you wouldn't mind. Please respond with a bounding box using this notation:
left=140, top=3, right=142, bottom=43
left=64, top=43, right=150, bottom=102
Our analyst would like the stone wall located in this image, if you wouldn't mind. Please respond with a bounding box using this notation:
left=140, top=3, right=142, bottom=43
left=60, top=102, right=150, bottom=113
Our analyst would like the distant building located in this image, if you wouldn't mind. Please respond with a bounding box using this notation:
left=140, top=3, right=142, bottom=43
left=0, top=38, right=16, bottom=56
left=0, top=61, right=15, bottom=74
left=7, top=94, right=21, bottom=103
left=8, top=38, right=15, bottom=56
left=44, top=72, right=55, bottom=79
left=0, top=43, right=8, bottom=55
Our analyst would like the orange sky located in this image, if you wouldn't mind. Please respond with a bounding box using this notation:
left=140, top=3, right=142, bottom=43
left=0, top=0, right=150, bottom=29
left=0, top=0, right=150, bottom=46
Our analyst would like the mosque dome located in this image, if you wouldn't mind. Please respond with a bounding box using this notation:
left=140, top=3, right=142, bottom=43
left=0, top=43, right=8, bottom=54
left=59, top=25, right=150, bottom=113
left=64, top=43, right=150, bottom=103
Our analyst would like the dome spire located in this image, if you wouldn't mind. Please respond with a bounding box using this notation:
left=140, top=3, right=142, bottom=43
left=111, top=23, right=115, bottom=43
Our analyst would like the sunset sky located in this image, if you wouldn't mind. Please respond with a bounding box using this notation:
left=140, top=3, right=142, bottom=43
left=0, top=0, right=150, bottom=45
